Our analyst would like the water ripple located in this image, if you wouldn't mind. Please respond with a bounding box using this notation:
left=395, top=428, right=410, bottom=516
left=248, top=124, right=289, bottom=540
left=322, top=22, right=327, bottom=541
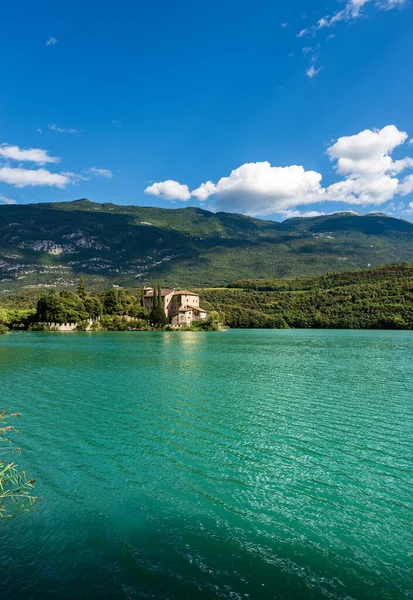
left=0, top=330, right=412, bottom=600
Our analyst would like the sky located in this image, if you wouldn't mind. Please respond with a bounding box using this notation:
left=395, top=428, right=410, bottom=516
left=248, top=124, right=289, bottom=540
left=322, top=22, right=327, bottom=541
left=1, top=0, right=413, bottom=221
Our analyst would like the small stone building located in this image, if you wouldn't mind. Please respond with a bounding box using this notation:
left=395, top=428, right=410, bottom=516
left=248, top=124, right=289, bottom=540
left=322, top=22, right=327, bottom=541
left=143, top=288, right=208, bottom=327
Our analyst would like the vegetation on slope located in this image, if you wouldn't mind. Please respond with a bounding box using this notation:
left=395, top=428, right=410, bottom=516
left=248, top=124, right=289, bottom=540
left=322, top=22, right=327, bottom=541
left=0, top=279, right=220, bottom=332
left=199, top=264, right=413, bottom=330
left=1, top=265, right=412, bottom=331
left=1, top=200, right=413, bottom=289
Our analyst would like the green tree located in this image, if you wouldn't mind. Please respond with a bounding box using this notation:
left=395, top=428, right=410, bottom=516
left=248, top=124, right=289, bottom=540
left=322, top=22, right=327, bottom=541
left=77, top=276, right=87, bottom=298
left=36, top=291, right=88, bottom=323
left=0, top=309, right=8, bottom=334
left=149, top=283, right=168, bottom=327
left=84, top=296, right=103, bottom=320
left=103, top=290, right=124, bottom=315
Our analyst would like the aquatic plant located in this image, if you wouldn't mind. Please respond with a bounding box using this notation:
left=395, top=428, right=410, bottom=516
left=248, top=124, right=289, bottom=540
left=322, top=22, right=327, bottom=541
left=0, top=411, right=37, bottom=519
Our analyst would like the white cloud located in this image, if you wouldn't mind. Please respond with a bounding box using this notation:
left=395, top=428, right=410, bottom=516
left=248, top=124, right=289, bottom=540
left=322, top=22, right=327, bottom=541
left=143, top=124, right=413, bottom=216
left=193, top=163, right=325, bottom=216
left=280, top=209, right=325, bottom=219
left=280, top=22, right=289, bottom=27
left=325, top=125, right=413, bottom=204
left=299, top=0, right=407, bottom=77
left=0, top=193, right=17, bottom=205
left=317, top=0, right=371, bottom=28
left=87, top=167, right=113, bottom=179
left=306, top=0, right=406, bottom=33
left=0, top=143, right=60, bottom=165
left=48, top=124, right=80, bottom=134
left=191, top=181, right=217, bottom=201
left=326, top=174, right=399, bottom=204
left=0, top=166, right=71, bottom=188
left=327, top=125, right=408, bottom=162
left=401, top=201, right=413, bottom=215
left=378, top=0, right=406, bottom=8
left=398, top=175, right=413, bottom=197
left=306, top=65, right=322, bottom=78
left=145, top=180, right=191, bottom=201
left=46, top=37, right=58, bottom=47
left=61, top=171, right=90, bottom=183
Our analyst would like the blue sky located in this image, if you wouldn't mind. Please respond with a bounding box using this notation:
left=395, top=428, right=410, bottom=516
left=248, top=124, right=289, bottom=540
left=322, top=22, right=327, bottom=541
left=1, top=0, right=413, bottom=220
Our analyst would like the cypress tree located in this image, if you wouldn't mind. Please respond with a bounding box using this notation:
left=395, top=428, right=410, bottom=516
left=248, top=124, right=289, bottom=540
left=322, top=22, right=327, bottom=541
left=77, top=276, right=87, bottom=298
left=149, top=283, right=167, bottom=327
left=157, top=283, right=162, bottom=311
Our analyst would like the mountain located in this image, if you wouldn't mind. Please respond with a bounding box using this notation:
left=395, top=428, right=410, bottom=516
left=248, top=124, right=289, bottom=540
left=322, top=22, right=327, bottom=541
left=1, top=199, right=413, bottom=289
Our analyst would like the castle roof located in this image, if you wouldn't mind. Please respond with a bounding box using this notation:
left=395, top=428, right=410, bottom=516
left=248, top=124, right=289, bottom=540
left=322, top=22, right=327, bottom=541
left=173, top=290, right=198, bottom=296
left=178, top=305, right=207, bottom=313
left=144, top=289, right=173, bottom=297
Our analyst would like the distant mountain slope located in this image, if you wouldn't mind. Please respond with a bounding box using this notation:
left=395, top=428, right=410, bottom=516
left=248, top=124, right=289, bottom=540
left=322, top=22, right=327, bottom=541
left=1, top=199, right=413, bottom=289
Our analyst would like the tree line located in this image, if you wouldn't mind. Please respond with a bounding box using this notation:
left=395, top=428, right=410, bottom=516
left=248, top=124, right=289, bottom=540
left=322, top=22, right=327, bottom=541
left=35, top=278, right=173, bottom=329
left=1, top=278, right=174, bottom=331
left=2, top=265, right=412, bottom=332
left=200, top=265, right=413, bottom=330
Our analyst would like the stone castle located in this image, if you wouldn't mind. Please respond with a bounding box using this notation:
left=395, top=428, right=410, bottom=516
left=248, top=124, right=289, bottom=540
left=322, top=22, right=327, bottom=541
left=143, top=288, right=208, bottom=327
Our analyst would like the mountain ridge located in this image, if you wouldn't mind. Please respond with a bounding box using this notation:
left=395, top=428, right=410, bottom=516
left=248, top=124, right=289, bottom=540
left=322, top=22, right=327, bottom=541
left=1, top=199, right=413, bottom=289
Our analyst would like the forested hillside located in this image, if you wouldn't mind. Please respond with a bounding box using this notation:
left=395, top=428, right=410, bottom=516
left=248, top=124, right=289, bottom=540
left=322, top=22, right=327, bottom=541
left=1, top=264, right=412, bottom=331
left=200, top=265, right=413, bottom=329
left=1, top=200, right=413, bottom=289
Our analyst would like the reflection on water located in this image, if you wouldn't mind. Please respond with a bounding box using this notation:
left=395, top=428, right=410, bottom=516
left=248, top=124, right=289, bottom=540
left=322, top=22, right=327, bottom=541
left=0, top=330, right=412, bottom=600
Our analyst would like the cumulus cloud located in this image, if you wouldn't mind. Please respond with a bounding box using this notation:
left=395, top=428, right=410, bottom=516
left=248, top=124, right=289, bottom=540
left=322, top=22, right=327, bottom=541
left=48, top=124, right=80, bottom=134
left=191, top=181, right=217, bottom=201
left=0, top=193, right=17, bottom=205
left=326, top=174, right=399, bottom=204
left=142, top=124, right=413, bottom=216
left=327, top=125, right=408, bottom=163
left=145, top=180, right=191, bottom=201
left=325, top=125, right=413, bottom=204
left=193, top=163, right=325, bottom=216
left=46, top=37, right=58, bottom=46
left=0, top=143, right=60, bottom=165
left=87, top=167, right=113, bottom=179
left=0, top=166, right=72, bottom=188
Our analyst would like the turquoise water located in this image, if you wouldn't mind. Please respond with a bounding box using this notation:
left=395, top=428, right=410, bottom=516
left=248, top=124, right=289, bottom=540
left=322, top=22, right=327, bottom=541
left=0, top=330, right=412, bottom=600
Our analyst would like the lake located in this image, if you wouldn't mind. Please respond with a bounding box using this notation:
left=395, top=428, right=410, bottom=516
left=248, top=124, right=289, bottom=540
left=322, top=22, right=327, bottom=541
left=1, top=330, right=412, bottom=600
